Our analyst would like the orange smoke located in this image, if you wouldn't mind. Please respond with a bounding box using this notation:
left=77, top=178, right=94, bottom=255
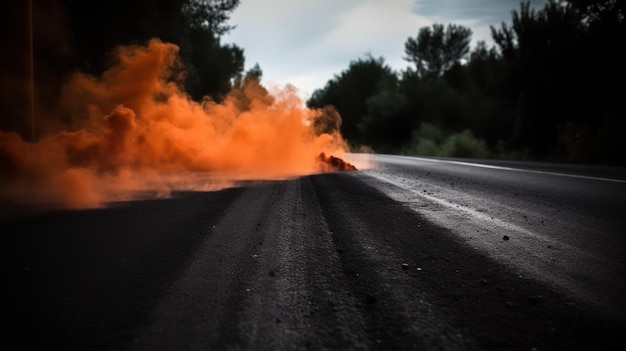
left=0, top=39, right=352, bottom=208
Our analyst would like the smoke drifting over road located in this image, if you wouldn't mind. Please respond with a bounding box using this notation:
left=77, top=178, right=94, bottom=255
left=0, top=39, right=354, bottom=208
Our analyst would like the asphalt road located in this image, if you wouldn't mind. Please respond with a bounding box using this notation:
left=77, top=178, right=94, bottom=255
left=4, top=154, right=626, bottom=350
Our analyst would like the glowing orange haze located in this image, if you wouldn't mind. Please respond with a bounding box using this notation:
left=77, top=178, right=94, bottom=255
left=0, top=39, right=355, bottom=208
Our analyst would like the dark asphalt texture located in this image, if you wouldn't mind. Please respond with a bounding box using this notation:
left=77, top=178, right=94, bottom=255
left=3, top=164, right=626, bottom=350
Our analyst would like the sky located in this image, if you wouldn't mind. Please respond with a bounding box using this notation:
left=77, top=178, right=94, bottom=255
left=223, top=0, right=547, bottom=100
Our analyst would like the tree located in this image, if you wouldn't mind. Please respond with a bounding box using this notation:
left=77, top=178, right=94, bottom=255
left=307, top=56, right=397, bottom=146
left=489, top=0, right=626, bottom=164
left=183, top=0, right=241, bottom=36
left=184, top=32, right=244, bottom=101
left=59, top=0, right=243, bottom=100
left=568, top=0, right=625, bottom=24
left=404, top=24, right=472, bottom=78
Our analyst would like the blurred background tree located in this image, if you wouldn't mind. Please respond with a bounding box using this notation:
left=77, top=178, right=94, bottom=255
left=60, top=0, right=244, bottom=100
left=308, top=0, right=625, bottom=165
left=307, top=55, right=397, bottom=148
left=404, top=23, right=473, bottom=78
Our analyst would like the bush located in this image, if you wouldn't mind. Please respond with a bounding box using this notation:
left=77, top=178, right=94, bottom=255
left=403, top=123, right=490, bottom=159
left=441, top=130, right=489, bottom=158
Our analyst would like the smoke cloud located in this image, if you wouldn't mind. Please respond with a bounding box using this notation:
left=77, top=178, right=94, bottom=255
left=0, top=39, right=355, bottom=208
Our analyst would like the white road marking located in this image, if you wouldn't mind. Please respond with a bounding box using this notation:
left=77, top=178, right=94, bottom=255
left=365, top=170, right=557, bottom=247
left=362, top=169, right=606, bottom=311
left=382, top=155, right=626, bottom=184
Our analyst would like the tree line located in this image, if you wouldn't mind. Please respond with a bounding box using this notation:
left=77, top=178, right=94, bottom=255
left=307, top=0, right=625, bottom=166
left=3, top=0, right=624, bottom=166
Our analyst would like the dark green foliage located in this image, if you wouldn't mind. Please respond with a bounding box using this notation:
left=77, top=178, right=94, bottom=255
left=58, top=0, right=243, bottom=99
left=183, top=0, right=241, bottom=36
left=307, top=56, right=399, bottom=147
left=184, top=29, right=245, bottom=101
left=308, top=0, right=625, bottom=165
left=402, top=123, right=492, bottom=159
left=404, top=24, right=473, bottom=78
left=489, top=0, right=625, bottom=163
left=359, top=79, right=413, bottom=149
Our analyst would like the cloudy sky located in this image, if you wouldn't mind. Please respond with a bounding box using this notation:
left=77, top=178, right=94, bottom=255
left=223, top=0, right=547, bottom=100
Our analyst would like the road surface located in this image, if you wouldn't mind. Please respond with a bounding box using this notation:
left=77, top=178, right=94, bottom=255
left=4, top=154, right=626, bottom=350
